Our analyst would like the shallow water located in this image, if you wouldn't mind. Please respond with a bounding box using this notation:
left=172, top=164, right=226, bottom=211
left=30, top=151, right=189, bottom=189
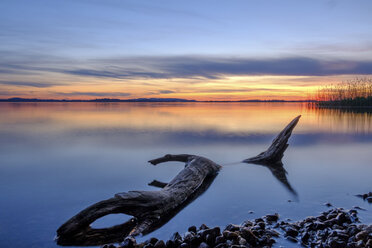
left=0, top=102, right=371, bottom=247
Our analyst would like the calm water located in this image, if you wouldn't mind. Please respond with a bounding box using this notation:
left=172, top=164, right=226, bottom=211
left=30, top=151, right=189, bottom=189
left=0, top=102, right=371, bottom=247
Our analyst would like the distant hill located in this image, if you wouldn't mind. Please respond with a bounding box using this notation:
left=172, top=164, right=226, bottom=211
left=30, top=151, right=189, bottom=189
left=0, top=97, right=197, bottom=102
left=0, top=97, right=313, bottom=103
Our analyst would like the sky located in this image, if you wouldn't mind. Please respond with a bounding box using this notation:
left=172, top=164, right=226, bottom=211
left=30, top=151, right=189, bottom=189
left=1, top=0, right=372, bottom=100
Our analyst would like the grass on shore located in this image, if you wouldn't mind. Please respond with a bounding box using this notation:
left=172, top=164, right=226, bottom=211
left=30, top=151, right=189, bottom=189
left=314, top=78, right=372, bottom=107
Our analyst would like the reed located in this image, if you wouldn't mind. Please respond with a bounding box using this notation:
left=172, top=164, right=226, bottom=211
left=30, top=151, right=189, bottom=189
left=313, top=78, right=372, bottom=107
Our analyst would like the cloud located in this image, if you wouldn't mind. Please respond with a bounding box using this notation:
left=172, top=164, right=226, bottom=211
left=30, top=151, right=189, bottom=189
left=159, top=90, right=175, bottom=94
left=0, top=81, right=57, bottom=88
left=55, top=92, right=131, bottom=97
left=1, top=51, right=372, bottom=80
left=63, top=56, right=372, bottom=79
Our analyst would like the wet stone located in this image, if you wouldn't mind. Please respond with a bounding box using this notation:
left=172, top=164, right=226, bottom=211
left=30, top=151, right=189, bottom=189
left=285, top=226, right=299, bottom=237
left=121, top=236, right=136, bottom=248
left=179, top=242, right=188, bottom=248
left=215, top=235, right=225, bottom=245
left=286, top=236, right=298, bottom=243
left=355, top=230, right=368, bottom=241
left=225, top=224, right=240, bottom=232
left=199, top=224, right=209, bottom=230
left=145, top=237, right=158, bottom=245
left=154, top=240, right=165, bottom=248
left=240, top=228, right=258, bottom=245
left=170, top=232, right=182, bottom=244
left=265, top=213, right=279, bottom=222
left=188, top=226, right=197, bottom=233
left=165, top=240, right=174, bottom=248
left=198, top=242, right=209, bottom=248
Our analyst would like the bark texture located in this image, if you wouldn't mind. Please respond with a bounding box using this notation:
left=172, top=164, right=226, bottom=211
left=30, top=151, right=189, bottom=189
left=56, top=116, right=300, bottom=246
left=56, top=155, right=220, bottom=246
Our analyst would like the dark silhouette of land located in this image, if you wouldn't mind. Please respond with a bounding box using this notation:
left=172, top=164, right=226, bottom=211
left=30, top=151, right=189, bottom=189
left=0, top=97, right=313, bottom=103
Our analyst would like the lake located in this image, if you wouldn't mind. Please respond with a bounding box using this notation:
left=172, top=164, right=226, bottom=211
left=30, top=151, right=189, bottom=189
left=0, top=102, right=371, bottom=247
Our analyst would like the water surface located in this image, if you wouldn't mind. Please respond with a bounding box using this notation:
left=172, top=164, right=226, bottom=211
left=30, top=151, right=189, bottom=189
left=0, top=103, right=371, bottom=247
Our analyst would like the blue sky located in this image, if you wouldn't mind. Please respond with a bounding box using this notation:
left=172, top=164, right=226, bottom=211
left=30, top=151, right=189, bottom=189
left=0, top=0, right=372, bottom=99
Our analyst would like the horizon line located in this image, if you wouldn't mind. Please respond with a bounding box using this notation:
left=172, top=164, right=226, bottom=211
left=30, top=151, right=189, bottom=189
left=0, top=97, right=315, bottom=103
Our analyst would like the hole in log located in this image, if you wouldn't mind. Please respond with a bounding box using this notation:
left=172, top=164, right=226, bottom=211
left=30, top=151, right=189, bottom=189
left=90, top=214, right=133, bottom=229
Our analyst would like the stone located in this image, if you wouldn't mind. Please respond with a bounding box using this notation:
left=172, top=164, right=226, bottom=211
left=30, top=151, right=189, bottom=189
left=154, top=240, right=166, bottom=248
left=188, top=226, right=197, bottom=233
left=265, top=213, right=279, bottom=222
left=285, top=226, right=299, bottom=237
left=198, top=242, right=209, bottom=248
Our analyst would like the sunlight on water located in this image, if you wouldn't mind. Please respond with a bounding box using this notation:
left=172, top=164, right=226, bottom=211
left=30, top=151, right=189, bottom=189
left=0, top=102, right=371, bottom=247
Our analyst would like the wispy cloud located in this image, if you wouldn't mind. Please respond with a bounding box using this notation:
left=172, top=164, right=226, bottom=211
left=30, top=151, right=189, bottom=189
left=43, top=56, right=372, bottom=79
left=159, top=90, right=176, bottom=94
left=0, top=81, right=58, bottom=88
left=55, top=92, right=131, bottom=97
left=1, top=51, right=372, bottom=81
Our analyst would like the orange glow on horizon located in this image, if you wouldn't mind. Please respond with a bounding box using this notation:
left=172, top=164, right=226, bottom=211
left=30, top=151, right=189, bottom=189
left=0, top=74, right=368, bottom=101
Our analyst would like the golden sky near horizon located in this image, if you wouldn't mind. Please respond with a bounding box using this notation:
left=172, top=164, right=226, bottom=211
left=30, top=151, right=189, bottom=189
left=0, top=74, right=369, bottom=100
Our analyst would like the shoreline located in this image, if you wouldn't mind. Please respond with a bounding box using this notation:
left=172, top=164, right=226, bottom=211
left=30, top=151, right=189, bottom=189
left=103, top=207, right=371, bottom=248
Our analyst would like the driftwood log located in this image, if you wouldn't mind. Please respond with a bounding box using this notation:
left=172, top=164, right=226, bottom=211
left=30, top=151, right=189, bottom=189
left=243, top=115, right=301, bottom=196
left=56, top=116, right=301, bottom=246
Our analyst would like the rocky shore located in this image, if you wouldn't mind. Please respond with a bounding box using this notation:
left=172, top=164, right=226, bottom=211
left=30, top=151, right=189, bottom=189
left=102, top=208, right=371, bottom=248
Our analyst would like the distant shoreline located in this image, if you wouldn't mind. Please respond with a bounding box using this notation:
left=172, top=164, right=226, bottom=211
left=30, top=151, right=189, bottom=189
left=0, top=97, right=314, bottom=103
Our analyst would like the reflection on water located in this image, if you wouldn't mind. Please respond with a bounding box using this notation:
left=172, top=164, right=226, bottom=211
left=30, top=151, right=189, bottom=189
left=305, top=105, right=372, bottom=134
left=0, top=102, right=371, bottom=247
left=245, top=162, right=298, bottom=198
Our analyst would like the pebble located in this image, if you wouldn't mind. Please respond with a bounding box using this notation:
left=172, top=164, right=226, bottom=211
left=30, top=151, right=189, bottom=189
left=105, top=208, right=371, bottom=248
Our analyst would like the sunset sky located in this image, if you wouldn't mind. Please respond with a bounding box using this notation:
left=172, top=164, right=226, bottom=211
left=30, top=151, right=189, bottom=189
left=1, top=0, right=372, bottom=100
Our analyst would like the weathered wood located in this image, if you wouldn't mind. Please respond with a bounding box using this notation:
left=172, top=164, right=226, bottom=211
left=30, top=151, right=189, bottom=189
left=56, top=154, right=221, bottom=246
left=148, top=179, right=168, bottom=188
left=243, top=116, right=301, bottom=197
left=243, top=115, right=301, bottom=164
left=56, top=116, right=301, bottom=246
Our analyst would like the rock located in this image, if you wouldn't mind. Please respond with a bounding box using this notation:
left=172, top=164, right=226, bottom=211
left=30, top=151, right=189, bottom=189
left=154, top=240, right=166, bottom=248
left=286, top=236, right=298, bottom=243
left=366, top=196, right=372, bottom=203
left=238, top=237, right=247, bottom=245
left=336, top=212, right=350, bottom=225
left=183, top=231, right=194, bottom=243
left=301, top=231, right=310, bottom=243
left=356, top=240, right=364, bottom=247
left=356, top=230, right=368, bottom=241
left=325, top=202, right=333, bottom=207
left=313, top=221, right=326, bottom=230
left=170, top=232, right=182, bottom=244
left=145, top=237, right=158, bottom=245
left=198, top=242, right=209, bottom=248
left=214, top=243, right=227, bottom=248
left=285, top=226, right=299, bottom=237
left=240, top=228, right=258, bottom=245
left=121, top=236, right=136, bottom=248
left=188, top=226, right=197, bottom=233
left=215, top=235, right=225, bottom=245
left=222, top=230, right=239, bottom=240
left=225, top=224, right=240, bottom=232
left=165, top=240, right=175, bottom=248
left=366, top=239, right=372, bottom=247
left=353, top=206, right=366, bottom=211
left=179, top=242, right=189, bottom=248
left=205, top=234, right=214, bottom=246
left=265, top=213, right=279, bottom=222
left=199, top=224, right=209, bottom=230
